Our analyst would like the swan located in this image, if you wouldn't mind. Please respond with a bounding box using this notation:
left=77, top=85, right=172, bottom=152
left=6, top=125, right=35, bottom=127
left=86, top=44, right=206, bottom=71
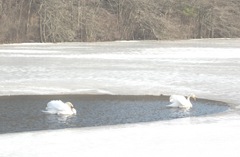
left=167, top=94, right=196, bottom=109
left=42, top=100, right=77, bottom=115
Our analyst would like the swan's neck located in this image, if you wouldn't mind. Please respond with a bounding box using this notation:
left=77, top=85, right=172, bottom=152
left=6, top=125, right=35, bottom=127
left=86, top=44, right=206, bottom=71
left=187, top=95, right=191, bottom=101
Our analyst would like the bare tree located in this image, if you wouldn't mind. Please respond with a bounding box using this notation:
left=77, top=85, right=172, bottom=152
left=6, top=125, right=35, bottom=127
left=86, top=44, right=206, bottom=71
left=0, top=0, right=240, bottom=43
left=38, top=0, right=75, bottom=42
left=26, top=0, right=33, bottom=40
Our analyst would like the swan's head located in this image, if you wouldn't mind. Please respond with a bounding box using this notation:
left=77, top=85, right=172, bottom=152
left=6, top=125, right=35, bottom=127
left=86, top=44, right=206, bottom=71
left=65, top=102, right=77, bottom=114
left=65, top=102, right=74, bottom=108
left=189, top=94, right=197, bottom=101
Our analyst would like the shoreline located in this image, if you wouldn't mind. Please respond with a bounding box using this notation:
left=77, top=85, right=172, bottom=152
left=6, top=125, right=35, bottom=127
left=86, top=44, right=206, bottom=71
left=0, top=38, right=240, bottom=44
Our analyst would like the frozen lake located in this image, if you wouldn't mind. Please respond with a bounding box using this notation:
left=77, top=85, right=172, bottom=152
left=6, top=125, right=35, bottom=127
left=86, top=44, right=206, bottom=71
left=0, top=39, right=240, bottom=104
left=1, top=39, right=240, bottom=157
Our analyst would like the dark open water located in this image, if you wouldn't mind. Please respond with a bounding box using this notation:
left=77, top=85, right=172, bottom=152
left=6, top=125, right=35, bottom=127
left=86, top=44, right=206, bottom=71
left=0, top=95, right=229, bottom=134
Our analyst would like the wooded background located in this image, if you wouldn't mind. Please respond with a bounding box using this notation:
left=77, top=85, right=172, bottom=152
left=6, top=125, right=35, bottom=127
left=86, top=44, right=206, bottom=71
left=0, top=0, right=240, bottom=43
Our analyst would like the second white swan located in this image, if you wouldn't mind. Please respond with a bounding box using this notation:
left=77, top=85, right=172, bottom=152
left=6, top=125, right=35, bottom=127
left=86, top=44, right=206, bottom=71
left=167, top=94, right=196, bottom=109
left=42, top=100, right=77, bottom=115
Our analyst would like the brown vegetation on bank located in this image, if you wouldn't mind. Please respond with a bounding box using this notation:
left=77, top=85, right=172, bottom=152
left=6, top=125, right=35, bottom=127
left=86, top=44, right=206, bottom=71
left=0, top=0, right=240, bottom=43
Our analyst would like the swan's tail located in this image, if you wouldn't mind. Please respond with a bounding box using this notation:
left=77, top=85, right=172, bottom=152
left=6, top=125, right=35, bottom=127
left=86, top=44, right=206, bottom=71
left=166, top=102, right=179, bottom=108
left=42, top=110, right=57, bottom=114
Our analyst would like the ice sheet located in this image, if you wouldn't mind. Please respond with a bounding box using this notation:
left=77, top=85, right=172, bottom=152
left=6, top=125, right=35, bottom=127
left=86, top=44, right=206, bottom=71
left=0, top=40, right=240, bottom=105
left=1, top=39, right=240, bottom=157
left=1, top=114, right=240, bottom=157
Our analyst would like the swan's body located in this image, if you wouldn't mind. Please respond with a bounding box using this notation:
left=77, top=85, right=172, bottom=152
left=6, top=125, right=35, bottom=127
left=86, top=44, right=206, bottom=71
left=42, top=100, right=77, bottom=115
left=167, top=94, right=196, bottom=109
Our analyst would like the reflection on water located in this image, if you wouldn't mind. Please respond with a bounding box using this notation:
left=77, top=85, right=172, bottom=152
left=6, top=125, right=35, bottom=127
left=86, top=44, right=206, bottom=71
left=0, top=95, right=229, bottom=134
left=170, top=108, right=191, bottom=119
left=44, top=114, right=78, bottom=129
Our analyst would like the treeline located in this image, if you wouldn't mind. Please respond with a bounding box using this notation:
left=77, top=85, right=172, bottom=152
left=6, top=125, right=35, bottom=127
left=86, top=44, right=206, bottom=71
left=0, top=0, right=240, bottom=43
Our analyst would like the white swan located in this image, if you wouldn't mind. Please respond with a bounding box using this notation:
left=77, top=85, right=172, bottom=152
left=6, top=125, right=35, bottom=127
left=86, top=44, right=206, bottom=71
left=42, top=100, right=77, bottom=115
left=167, top=94, right=196, bottom=109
